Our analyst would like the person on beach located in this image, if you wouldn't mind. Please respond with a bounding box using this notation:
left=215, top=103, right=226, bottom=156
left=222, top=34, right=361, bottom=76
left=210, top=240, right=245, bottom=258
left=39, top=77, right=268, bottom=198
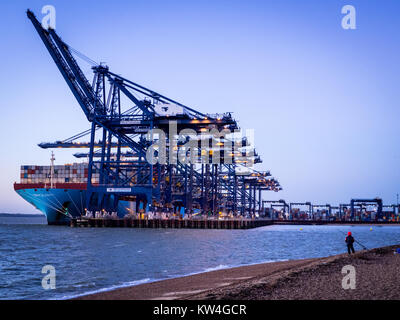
left=345, top=232, right=355, bottom=254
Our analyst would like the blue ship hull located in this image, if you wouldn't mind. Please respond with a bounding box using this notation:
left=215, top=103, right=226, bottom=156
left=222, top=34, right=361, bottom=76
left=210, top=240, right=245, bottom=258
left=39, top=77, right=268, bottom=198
left=14, top=184, right=136, bottom=225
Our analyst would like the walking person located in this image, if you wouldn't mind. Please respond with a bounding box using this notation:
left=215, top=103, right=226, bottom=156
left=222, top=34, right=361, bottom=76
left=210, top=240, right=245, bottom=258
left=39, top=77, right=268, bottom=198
left=345, top=231, right=355, bottom=254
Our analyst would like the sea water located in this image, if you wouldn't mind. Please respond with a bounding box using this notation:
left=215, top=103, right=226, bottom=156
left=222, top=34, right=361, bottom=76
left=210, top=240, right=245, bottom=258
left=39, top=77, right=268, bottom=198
left=1, top=214, right=400, bottom=300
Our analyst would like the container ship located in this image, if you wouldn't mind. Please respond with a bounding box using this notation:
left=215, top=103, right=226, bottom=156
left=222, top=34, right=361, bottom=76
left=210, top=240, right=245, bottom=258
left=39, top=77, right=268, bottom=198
left=14, top=153, right=136, bottom=225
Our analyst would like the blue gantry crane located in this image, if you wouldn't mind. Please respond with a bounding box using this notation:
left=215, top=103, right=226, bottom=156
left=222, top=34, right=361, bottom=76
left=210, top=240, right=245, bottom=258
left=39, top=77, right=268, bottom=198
left=27, top=9, right=281, bottom=217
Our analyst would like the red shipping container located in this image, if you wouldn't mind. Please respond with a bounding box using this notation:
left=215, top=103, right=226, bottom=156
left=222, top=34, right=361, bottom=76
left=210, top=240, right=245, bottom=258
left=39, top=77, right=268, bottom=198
left=73, top=169, right=77, bottom=174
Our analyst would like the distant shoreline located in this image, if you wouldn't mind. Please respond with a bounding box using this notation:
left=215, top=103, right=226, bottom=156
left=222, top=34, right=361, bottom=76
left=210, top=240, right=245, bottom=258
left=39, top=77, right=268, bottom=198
left=0, top=213, right=43, bottom=217
left=74, top=244, right=400, bottom=300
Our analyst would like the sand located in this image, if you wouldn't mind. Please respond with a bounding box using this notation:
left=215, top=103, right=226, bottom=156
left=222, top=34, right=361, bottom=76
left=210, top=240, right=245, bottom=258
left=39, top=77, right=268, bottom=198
left=74, top=244, right=400, bottom=300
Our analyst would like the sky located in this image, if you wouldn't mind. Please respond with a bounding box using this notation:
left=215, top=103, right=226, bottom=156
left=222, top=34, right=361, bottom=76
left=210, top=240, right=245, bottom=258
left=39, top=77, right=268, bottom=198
left=1, top=0, right=400, bottom=213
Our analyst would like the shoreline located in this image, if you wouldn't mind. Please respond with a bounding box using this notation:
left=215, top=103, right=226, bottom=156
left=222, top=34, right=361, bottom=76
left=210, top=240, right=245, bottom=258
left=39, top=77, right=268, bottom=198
left=72, top=258, right=319, bottom=300
left=73, top=243, right=400, bottom=300
left=66, top=259, right=288, bottom=300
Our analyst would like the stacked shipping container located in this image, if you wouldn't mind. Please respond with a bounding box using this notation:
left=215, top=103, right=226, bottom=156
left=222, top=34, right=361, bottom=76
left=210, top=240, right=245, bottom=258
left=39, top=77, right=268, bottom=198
left=19, top=163, right=100, bottom=184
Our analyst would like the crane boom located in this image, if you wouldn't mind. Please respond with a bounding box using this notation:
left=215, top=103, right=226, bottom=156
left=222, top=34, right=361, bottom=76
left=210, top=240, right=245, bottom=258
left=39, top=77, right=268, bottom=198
left=27, top=10, right=94, bottom=118
left=48, top=29, right=105, bottom=114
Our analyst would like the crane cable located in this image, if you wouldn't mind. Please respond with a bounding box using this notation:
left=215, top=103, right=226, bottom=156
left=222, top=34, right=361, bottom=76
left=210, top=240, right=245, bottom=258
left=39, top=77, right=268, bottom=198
left=65, top=42, right=100, bottom=66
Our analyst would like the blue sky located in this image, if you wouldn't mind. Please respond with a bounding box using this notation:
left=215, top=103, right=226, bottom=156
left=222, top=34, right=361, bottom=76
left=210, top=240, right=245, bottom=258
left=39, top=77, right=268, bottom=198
left=1, top=0, right=400, bottom=213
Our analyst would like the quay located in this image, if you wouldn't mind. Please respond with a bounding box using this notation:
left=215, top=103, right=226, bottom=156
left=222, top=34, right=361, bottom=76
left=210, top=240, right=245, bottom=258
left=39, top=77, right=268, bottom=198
left=70, top=218, right=400, bottom=229
left=70, top=218, right=273, bottom=229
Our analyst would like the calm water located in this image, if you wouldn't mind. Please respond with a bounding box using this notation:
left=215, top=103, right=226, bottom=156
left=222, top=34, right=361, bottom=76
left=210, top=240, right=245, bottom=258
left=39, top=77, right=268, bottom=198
left=1, top=214, right=400, bottom=300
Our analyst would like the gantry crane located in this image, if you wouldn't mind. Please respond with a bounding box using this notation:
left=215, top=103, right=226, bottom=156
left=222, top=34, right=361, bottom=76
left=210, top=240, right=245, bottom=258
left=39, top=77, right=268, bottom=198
left=27, top=9, right=281, bottom=217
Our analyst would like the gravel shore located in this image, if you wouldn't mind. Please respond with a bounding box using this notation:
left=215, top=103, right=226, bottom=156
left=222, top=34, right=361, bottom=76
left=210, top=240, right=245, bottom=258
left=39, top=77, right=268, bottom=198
left=75, top=244, right=400, bottom=300
left=191, top=244, right=400, bottom=300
